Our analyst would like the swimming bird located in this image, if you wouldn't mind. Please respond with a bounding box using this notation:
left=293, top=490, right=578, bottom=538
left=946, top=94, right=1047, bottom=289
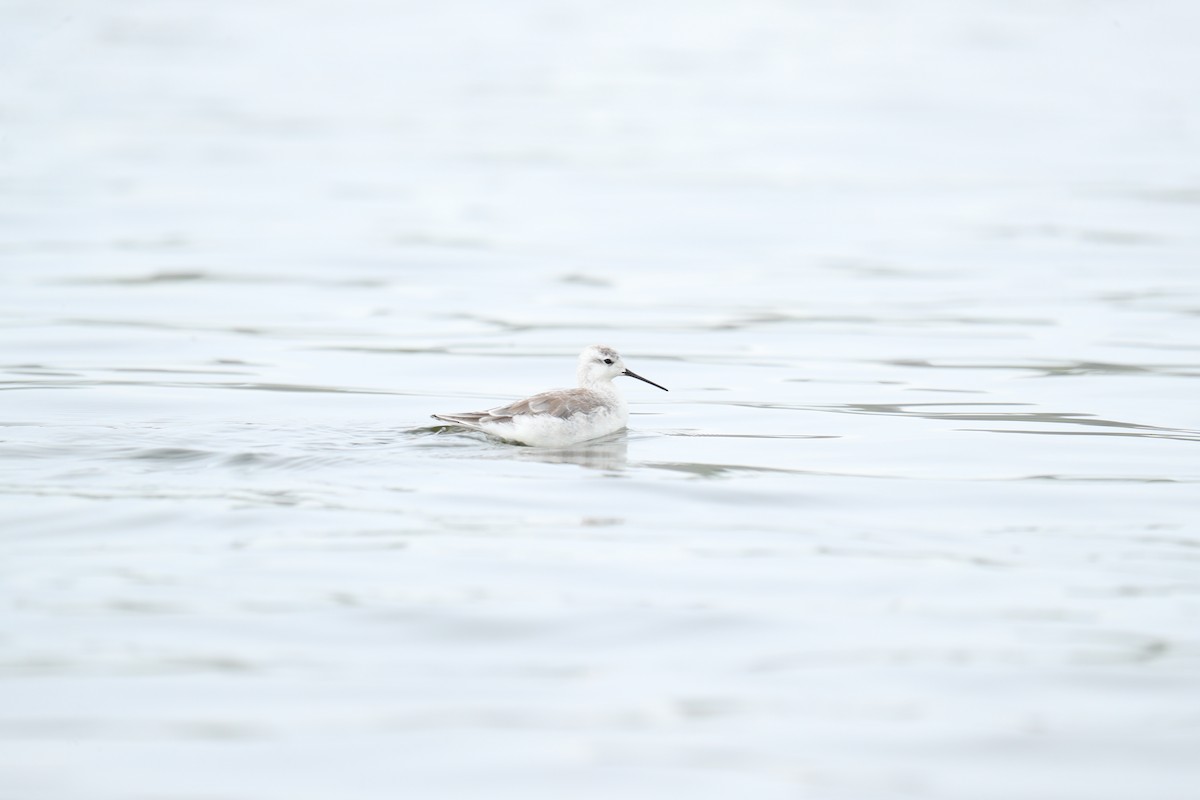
left=432, top=345, right=668, bottom=447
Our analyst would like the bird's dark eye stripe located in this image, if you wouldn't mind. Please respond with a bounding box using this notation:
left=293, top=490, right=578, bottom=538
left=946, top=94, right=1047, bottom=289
left=603, top=358, right=614, bottom=364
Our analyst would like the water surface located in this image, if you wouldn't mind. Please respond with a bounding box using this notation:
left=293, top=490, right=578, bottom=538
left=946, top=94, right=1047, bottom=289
left=2, top=2, right=1199, bottom=799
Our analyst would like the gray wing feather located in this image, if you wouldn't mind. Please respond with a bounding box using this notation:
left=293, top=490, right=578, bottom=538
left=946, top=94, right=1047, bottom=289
left=434, top=389, right=597, bottom=427
left=494, top=390, right=594, bottom=420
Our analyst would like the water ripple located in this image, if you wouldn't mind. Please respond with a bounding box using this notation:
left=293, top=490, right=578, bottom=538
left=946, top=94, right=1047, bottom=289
left=883, top=359, right=1200, bottom=378
left=704, top=401, right=1200, bottom=440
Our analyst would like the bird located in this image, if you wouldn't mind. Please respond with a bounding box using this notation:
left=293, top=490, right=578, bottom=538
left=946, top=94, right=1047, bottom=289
left=432, top=345, right=668, bottom=447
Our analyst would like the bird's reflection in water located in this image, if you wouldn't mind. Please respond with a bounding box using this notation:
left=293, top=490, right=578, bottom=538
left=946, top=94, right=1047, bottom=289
left=506, top=430, right=629, bottom=471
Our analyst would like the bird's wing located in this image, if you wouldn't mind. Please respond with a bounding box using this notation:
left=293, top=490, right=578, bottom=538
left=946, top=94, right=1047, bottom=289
left=485, top=389, right=597, bottom=421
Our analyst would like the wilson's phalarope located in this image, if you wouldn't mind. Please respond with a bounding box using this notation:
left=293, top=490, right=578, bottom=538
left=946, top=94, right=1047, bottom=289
left=433, top=345, right=667, bottom=447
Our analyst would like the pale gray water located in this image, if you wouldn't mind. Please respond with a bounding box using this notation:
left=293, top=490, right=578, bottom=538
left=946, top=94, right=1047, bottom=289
left=3, top=2, right=1200, bottom=799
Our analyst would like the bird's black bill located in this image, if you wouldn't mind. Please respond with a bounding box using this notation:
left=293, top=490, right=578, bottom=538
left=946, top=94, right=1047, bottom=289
left=622, top=369, right=668, bottom=392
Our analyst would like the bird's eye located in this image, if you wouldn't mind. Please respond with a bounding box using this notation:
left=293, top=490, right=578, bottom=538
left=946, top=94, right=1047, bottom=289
left=603, top=358, right=614, bottom=365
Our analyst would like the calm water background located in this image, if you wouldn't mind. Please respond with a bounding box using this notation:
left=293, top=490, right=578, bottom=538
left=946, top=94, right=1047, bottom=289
left=3, top=2, right=1199, bottom=798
